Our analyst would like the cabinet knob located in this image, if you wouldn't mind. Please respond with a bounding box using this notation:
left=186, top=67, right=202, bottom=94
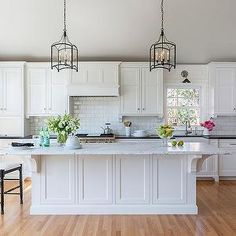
left=234, top=108, right=236, bottom=111
left=142, top=108, right=145, bottom=111
left=44, top=108, right=46, bottom=111
left=137, top=108, right=140, bottom=111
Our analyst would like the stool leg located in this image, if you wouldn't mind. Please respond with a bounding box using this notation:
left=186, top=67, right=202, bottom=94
left=0, top=170, right=4, bottom=214
left=19, top=165, right=23, bottom=204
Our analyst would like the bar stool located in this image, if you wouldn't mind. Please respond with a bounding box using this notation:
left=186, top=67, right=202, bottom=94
left=0, top=163, right=23, bottom=214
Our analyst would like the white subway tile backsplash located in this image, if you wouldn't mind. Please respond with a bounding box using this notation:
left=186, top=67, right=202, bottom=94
left=29, top=97, right=163, bottom=135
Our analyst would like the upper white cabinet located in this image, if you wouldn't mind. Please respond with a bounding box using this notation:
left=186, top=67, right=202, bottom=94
left=26, top=63, right=69, bottom=116
left=0, top=66, right=24, bottom=116
left=209, top=62, right=236, bottom=116
left=68, top=62, right=121, bottom=96
left=120, top=63, right=163, bottom=116
left=0, top=62, right=25, bottom=137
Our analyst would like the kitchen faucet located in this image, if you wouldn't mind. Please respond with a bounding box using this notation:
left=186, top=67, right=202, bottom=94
left=185, top=120, right=192, bottom=136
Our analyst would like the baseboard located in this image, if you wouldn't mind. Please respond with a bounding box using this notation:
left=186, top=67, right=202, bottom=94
left=30, top=205, right=198, bottom=215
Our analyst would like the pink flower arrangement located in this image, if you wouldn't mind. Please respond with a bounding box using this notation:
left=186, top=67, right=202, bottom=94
left=200, top=120, right=215, bottom=131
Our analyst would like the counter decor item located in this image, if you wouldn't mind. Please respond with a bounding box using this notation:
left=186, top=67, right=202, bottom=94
left=47, top=114, right=80, bottom=145
left=123, top=120, right=132, bottom=137
left=157, top=124, right=174, bottom=146
left=133, top=130, right=148, bottom=137
left=65, top=135, right=81, bottom=149
left=200, top=119, right=215, bottom=136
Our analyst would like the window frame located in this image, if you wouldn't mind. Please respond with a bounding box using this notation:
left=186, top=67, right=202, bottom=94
left=164, top=84, right=202, bottom=129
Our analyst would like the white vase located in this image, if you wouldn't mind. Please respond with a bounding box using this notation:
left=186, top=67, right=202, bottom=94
left=65, top=135, right=81, bottom=149
left=125, top=127, right=131, bottom=137
left=203, top=128, right=210, bottom=136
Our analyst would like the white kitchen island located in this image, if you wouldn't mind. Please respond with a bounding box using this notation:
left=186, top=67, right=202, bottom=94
left=0, top=142, right=223, bottom=215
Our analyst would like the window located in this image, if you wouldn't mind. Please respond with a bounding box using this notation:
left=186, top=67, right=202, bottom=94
left=166, top=87, right=200, bottom=126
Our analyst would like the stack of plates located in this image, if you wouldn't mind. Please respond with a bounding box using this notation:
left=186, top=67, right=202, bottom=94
left=132, top=130, right=148, bottom=137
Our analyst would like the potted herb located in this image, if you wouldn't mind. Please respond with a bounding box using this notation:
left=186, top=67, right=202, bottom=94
left=47, top=114, right=80, bottom=145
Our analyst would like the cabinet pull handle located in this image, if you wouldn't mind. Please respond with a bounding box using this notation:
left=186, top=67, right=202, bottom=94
left=230, top=144, right=236, bottom=145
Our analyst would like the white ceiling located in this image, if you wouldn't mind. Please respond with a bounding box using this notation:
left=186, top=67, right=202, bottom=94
left=1, top=0, right=236, bottom=63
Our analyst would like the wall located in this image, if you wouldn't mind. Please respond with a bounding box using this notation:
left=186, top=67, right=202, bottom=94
left=29, top=64, right=212, bottom=136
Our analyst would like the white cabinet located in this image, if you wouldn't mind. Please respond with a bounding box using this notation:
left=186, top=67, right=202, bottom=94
left=0, top=62, right=25, bottom=137
left=78, top=155, right=113, bottom=204
left=27, top=63, right=69, bottom=116
left=120, top=63, right=163, bottom=116
left=219, top=139, right=236, bottom=176
left=68, top=62, right=120, bottom=96
left=0, top=67, right=23, bottom=116
left=116, top=155, right=150, bottom=204
left=209, top=63, right=236, bottom=116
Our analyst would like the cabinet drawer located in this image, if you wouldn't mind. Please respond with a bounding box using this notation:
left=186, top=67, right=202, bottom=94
left=219, top=140, right=236, bottom=148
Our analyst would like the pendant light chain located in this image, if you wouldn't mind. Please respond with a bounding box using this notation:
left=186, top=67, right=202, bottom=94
left=64, top=0, right=67, bottom=33
left=161, top=0, right=164, bottom=30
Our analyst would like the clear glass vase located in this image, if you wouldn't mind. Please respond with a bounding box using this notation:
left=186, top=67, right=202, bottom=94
left=57, top=133, right=68, bottom=146
left=161, top=137, right=169, bottom=147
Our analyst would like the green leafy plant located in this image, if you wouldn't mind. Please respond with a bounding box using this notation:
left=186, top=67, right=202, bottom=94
left=46, top=114, right=80, bottom=144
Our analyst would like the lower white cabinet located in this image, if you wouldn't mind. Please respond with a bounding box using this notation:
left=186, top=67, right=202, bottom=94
left=40, top=155, right=75, bottom=205
left=115, top=155, right=150, bottom=204
left=78, top=155, right=113, bottom=204
left=219, top=140, right=236, bottom=176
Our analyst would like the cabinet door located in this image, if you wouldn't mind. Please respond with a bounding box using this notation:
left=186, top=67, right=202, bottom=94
left=27, top=68, right=48, bottom=115
left=116, top=155, right=150, bottom=204
left=215, top=67, right=236, bottom=115
left=141, top=68, right=163, bottom=115
left=3, top=68, right=23, bottom=116
left=0, top=70, right=3, bottom=112
left=120, top=67, right=140, bottom=115
left=49, top=70, right=68, bottom=115
left=219, top=153, right=236, bottom=176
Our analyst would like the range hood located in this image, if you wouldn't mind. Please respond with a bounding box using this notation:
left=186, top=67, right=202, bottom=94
left=67, top=62, right=121, bottom=97
left=67, top=84, right=120, bottom=97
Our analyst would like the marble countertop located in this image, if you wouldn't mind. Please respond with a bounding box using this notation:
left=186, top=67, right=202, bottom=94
left=0, top=142, right=225, bottom=156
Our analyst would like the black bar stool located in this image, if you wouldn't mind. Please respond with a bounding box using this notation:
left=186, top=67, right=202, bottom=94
left=0, top=163, right=23, bottom=214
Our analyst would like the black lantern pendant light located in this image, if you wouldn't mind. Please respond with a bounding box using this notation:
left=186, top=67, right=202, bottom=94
left=150, top=0, right=176, bottom=72
left=51, top=0, right=78, bottom=72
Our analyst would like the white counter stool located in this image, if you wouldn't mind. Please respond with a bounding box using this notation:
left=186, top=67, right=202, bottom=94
left=0, top=162, right=23, bottom=214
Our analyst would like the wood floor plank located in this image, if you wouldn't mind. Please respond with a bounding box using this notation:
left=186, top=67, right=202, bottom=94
left=0, top=180, right=236, bottom=236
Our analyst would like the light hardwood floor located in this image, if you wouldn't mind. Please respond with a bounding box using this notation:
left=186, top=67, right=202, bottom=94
left=0, top=180, right=236, bottom=236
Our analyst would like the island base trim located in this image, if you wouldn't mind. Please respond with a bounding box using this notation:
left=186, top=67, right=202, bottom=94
left=30, top=205, right=198, bottom=215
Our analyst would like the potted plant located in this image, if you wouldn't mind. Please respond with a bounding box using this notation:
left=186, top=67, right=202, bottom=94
left=200, top=119, right=215, bottom=135
left=47, top=114, right=80, bottom=145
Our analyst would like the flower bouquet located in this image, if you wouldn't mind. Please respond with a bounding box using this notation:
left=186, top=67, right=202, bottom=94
left=47, top=114, right=80, bottom=145
left=200, top=119, right=215, bottom=135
